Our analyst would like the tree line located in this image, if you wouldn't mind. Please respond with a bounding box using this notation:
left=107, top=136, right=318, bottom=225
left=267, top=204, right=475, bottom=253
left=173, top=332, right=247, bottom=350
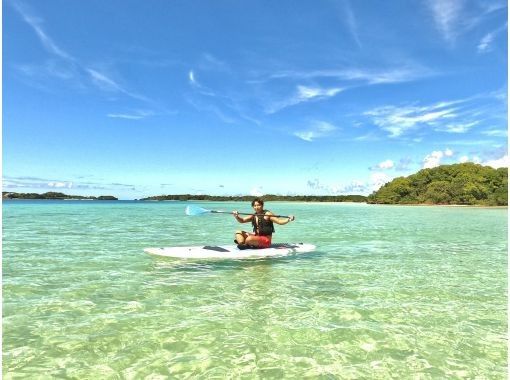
left=367, top=163, right=507, bottom=206
left=3, top=192, right=118, bottom=200
left=141, top=194, right=368, bottom=202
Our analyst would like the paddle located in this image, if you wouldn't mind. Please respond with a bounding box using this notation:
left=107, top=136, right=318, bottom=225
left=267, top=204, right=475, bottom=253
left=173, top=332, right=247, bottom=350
left=185, top=205, right=292, bottom=218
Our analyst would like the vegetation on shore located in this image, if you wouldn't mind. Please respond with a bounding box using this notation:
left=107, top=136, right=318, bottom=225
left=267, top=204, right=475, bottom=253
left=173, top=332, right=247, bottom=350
left=3, top=192, right=118, bottom=201
left=140, top=194, right=368, bottom=202
left=367, top=163, right=508, bottom=206
left=5, top=163, right=507, bottom=206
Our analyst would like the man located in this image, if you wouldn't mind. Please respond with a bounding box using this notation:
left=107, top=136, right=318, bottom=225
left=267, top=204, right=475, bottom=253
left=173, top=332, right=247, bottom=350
left=233, top=197, right=295, bottom=249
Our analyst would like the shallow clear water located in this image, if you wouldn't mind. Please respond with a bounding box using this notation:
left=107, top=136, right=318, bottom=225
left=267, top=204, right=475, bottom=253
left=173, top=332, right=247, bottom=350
left=3, top=201, right=507, bottom=378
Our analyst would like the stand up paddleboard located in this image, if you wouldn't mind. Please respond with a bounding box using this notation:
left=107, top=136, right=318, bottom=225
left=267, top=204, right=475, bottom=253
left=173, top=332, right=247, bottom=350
left=144, top=243, right=316, bottom=259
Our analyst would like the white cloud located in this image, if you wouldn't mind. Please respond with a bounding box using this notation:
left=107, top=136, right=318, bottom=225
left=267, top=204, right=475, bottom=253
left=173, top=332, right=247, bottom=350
left=378, top=160, right=394, bottom=169
left=365, top=104, right=457, bottom=137
left=483, top=155, right=509, bottom=168
left=341, top=0, right=362, bottom=48
left=477, top=24, right=507, bottom=53
left=270, top=65, right=435, bottom=86
left=307, top=178, right=369, bottom=195
left=482, top=129, right=508, bottom=137
left=427, top=0, right=464, bottom=43
left=422, top=148, right=457, bottom=168
left=370, top=159, right=394, bottom=170
left=423, top=150, right=448, bottom=169
left=187, top=70, right=218, bottom=98
left=370, top=172, right=392, bottom=192
left=250, top=187, right=263, bottom=197
left=48, top=181, right=73, bottom=189
left=297, top=85, right=343, bottom=99
left=435, top=121, right=478, bottom=133
left=107, top=110, right=154, bottom=120
left=11, top=2, right=150, bottom=102
left=87, top=69, right=123, bottom=92
left=11, top=2, right=75, bottom=61
left=189, top=70, right=196, bottom=85
left=478, top=32, right=495, bottom=53
left=267, top=85, right=343, bottom=114
left=85, top=68, right=148, bottom=101
left=294, top=121, right=337, bottom=142
left=3, top=176, right=135, bottom=193
left=363, top=95, right=498, bottom=138
left=458, top=155, right=483, bottom=165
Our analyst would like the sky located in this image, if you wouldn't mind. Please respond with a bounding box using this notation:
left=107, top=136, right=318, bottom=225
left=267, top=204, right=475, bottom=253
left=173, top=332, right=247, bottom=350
left=3, top=0, right=508, bottom=200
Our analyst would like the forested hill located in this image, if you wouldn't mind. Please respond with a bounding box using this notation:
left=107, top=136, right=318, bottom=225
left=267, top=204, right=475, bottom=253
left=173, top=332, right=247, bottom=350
left=367, top=163, right=508, bottom=206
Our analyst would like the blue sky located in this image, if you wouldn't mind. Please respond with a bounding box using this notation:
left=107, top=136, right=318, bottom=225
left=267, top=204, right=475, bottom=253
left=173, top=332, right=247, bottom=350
left=4, top=0, right=508, bottom=200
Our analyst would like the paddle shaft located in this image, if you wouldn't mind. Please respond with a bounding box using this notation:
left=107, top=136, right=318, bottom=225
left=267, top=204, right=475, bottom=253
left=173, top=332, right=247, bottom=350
left=210, top=210, right=292, bottom=218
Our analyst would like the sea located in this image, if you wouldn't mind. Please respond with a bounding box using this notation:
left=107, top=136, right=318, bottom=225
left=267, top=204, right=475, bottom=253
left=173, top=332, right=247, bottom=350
left=2, top=200, right=508, bottom=379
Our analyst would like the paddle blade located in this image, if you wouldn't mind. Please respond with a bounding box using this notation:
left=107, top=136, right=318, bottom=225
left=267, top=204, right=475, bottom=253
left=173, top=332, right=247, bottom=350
left=185, top=205, right=210, bottom=216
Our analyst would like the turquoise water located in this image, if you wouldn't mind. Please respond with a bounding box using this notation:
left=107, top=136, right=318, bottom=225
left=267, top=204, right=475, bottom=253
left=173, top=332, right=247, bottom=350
left=3, top=200, right=507, bottom=378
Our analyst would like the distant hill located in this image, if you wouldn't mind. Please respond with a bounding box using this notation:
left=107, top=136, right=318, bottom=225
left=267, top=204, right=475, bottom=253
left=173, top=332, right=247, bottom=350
left=3, top=192, right=118, bottom=201
left=367, top=163, right=508, bottom=206
left=141, top=194, right=368, bottom=202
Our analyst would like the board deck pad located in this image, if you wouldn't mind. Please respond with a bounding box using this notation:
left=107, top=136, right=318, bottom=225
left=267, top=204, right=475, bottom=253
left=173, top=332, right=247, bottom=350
left=144, top=243, right=316, bottom=259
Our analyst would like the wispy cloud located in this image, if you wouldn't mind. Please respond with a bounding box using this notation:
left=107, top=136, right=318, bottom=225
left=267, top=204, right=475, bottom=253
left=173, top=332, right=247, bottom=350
left=10, top=1, right=149, bottom=103
left=87, top=68, right=124, bottom=92
left=481, top=129, right=508, bottom=137
left=10, top=1, right=75, bottom=61
left=107, top=110, right=154, bottom=120
left=427, top=0, right=507, bottom=48
left=294, top=121, right=337, bottom=142
left=186, top=97, right=237, bottom=124
left=427, top=0, right=464, bottom=43
left=187, top=69, right=262, bottom=125
left=477, top=23, right=508, bottom=53
left=188, top=69, right=219, bottom=97
left=364, top=102, right=460, bottom=137
left=269, top=65, right=434, bottom=85
left=267, top=85, right=343, bottom=114
left=86, top=68, right=150, bottom=101
left=340, top=0, right=362, bottom=48
left=396, top=157, right=413, bottom=171
left=198, top=53, right=230, bottom=72
left=362, top=95, right=501, bottom=138
left=3, top=176, right=135, bottom=191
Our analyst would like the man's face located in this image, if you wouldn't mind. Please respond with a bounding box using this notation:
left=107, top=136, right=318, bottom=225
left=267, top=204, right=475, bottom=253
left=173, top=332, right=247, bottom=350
left=252, top=202, right=263, bottom=213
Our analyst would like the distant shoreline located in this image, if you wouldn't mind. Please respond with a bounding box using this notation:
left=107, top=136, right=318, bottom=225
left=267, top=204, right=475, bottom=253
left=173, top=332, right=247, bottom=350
left=3, top=197, right=507, bottom=208
left=2, top=192, right=118, bottom=201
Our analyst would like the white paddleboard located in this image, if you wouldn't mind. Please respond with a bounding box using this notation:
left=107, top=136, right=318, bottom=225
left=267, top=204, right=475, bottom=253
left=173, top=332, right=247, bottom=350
left=144, top=243, right=316, bottom=259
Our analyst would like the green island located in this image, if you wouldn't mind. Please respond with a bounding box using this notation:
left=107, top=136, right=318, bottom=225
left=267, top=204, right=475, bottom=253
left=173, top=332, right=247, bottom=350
left=140, top=194, right=367, bottom=202
left=2, top=191, right=118, bottom=201
left=368, top=163, right=507, bottom=206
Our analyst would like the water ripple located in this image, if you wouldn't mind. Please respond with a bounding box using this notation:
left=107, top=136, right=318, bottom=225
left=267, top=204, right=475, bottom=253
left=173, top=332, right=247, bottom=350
left=3, top=201, right=507, bottom=378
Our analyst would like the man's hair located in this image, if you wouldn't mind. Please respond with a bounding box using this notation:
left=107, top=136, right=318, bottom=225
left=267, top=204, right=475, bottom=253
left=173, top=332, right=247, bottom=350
left=251, top=198, right=264, bottom=207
